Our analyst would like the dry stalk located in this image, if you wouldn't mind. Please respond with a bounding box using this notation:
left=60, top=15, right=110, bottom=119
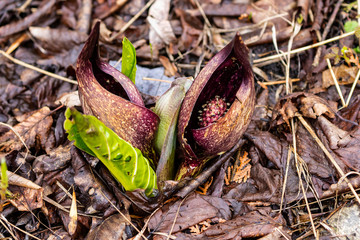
left=345, top=68, right=360, bottom=107
left=254, top=31, right=355, bottom=65
left=280, top=147, right=292, bottom=212
left=296, top=114, right=360, bottom=205
left=0, top=50, right=78, bottom=85
left=326, top=58, right=346, bottom=107
left=291, top=119, right=318, bottom=238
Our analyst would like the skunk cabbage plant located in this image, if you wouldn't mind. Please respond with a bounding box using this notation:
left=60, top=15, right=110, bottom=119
left=176, top=34, right=255, bottom=180
left=76, top=21, right=159, bottom=162
left=64, top=108, right=157, bottom=196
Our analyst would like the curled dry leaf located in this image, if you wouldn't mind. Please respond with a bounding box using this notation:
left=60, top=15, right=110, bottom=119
left=8, top=186, right=43, bottom=211
left=318, top=116, right=360, bottom=171
left=0, top=107, right=53, bottom=153
left=76, top=21, right=159, bottom=159
left=147, top=0, right=176, bottom=49
left=176, top=33, right=255, bottom=179
left=271, top=92, right=336, bottom=126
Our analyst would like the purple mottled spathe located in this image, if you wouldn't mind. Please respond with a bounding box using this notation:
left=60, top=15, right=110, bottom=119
left=177, top=33, right=255, bottom=179
left=76, top=21, right=159, bottom=158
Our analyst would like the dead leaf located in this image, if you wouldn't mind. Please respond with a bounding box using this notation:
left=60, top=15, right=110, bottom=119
left=318, top=116, right=360, bottom=171
left=0, top=107, right=53, bottom=152
left=71, top=147, right=117, bottom=217
left=9, top=186, right=43, bottom=211
left=175, top=8, right=203, bottom=51
left=55, top=91, right=81, bottom=108
left=33, top=144, right=72, bottom=177
left=272, top=92, right=336, bottom=126
left=29, top=27, right=88, bottom=53
left=322, top=65, right=359, bottom=88
left=175, top=210, right=290, bottom=239
left=159, top=56, right=179, bottom=77
left=85, top=213, right=129, bottom=240
left=147, top=0, right=176, bottom=49
left=148, top=193, right=231, bottom=234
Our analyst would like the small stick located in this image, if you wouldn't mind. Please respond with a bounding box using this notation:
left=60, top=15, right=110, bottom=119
left=254, top=31, right=355, bottom=64
left=297, top=114, right=360, bottom=205
left=326, top=58, right=346, bottom=107
left=0, top=50, right=78, bottom=85
left=261, top=78, right=300, bottom=85
left=312, top=0, right=343, bottom=67
left=6, top=33, right=28, bottom=54
left=110, top=0, right=156, bottom=41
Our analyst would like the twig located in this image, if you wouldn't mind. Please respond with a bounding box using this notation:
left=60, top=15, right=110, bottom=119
left=345, top=68, right=360, bottom=107
left=285, top=22, right=302, bottom=94
left=312, top=0, right=343, bottom=67
left=167, top=196, right=188, bottom=240
left=110, top=0, right=156, bottom=41
left=176, top=139, right=246, bottom=198
left=326, top=58, right=346, bottom=107
left=99, top=189, right=147, bottom=240
left=261, top=78, right=301, bottom=85
left=297, top=114, right=360, bottom=205
left=0, top=50, right=78, bottom=85
left=0, top=215, right=19, bottom=240
left=6, top=33, right=28, bottom=54
left=133, top=207, right=160, bottom=240
left=193, top=0, right=212, bottom=28
left=142, top=77, right=172, bottom=83
left=254, top=31, right=355, bottom=64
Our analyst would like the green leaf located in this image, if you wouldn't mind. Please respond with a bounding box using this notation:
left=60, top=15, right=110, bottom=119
left=0, top=157, right=8, bottom=201
left=64, top=108, right=157, bottom=196
left=152, top=77, right=193, bottom=181
left=344, top=20, right=358, bottom=33
left=121, top=37, right=137, bottom=83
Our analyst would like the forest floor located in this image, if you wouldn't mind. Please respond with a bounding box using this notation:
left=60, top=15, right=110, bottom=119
left=1, top=0, right=360, bottom=239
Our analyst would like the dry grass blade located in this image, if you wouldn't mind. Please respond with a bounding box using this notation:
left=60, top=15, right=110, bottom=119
left=326, top=59, right=346, bottom=107
left=0, top=50, right=78, bottom=85
left=0, top=214, right=40, bottom=240
left=166, top=195, right=188, bottom=240
left=253, top=31, right=355, bottom=64
left=280, top=147, right=292, bottom=212
left=296, top=114, right=360, bottom=205
left=291, top=119, right=318, bottom=239
left=345, top=68, right=360, bottom=107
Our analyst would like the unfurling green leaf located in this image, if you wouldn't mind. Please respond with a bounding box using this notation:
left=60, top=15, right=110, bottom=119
left=121, top=37, right=137, bottom=83
left=64, top=108, right=157, bottom=196
left=152, top=77, right=193, bottom=181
